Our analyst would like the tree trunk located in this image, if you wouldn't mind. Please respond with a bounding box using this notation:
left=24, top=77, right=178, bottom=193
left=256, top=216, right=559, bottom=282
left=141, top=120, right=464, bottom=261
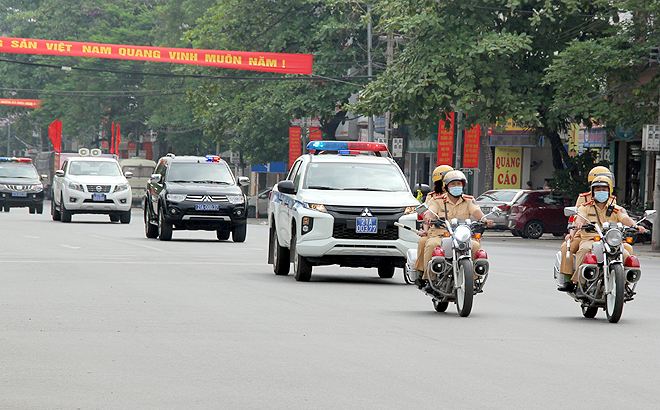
left=481, top=125, right=493, bottom=191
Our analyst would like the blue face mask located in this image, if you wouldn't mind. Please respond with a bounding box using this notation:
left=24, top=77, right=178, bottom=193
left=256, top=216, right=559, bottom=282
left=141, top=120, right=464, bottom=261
left=594, top=191, right=609, bottom=203
left=449, top=186, right=463, bottom=197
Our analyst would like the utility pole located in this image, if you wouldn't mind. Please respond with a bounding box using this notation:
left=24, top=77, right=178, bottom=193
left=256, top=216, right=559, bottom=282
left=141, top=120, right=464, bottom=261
left=367, top=4, right=374, bottom=142
left=384, top=34, right=394, bottom=146
left=7, top=122, right=10, bottom=156
left=653, top=83, right=660, bottom=251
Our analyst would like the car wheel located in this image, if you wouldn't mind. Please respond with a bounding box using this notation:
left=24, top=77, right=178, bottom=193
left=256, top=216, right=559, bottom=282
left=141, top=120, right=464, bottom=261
left=29, top=207, right=35, bottom=214
left=158, top=206, right=172, bottom=241
left=232, top=223, right=247, bottom=243
left=270, top=226, right=290, bottom=276
left=120, top=210, right=131, bottom=224
left=247, top=206, right=256, bottom=218
left=35, top=204, right=43, bottom=214
left=377, top=265, right=395, bottom=279
left=216, top=230, right=230, bottom=240
left=60, top=195, right=72, bottom=223
left=3, top=206, right=10, bottom=212
left=511, top=229, right=520, bottom=237
left=110, top=214, right=120, bottom=222
left=51, top=199, right=61, bottom=221
left=292, top=232, right=312, bottom=282
left=144, top=206, right=158, bottom=238
left=524, top=220, right=543, bottom=239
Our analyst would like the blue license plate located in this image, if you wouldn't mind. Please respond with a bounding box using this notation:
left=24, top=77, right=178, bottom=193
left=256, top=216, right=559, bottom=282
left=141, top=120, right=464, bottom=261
left=356, top=217, right=378, bottom=233
left=195, top=204, right=219, bottom=211
left=92, top=193, right=106, bottom=201
left=11, top=192, right=27, bottom=197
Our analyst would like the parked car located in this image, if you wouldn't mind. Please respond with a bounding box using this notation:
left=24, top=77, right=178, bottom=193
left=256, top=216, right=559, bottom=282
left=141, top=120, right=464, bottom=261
left=475, top=189, right=527, bottom=230
left=507, top=190, right=571, bottom=239
left=247, top=187, right=271, bottom=218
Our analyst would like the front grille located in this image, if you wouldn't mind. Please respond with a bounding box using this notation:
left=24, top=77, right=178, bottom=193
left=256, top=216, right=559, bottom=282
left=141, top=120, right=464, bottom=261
left=333, top=224, right=398, bottom=240
left=186, top=195, right=228, bottom=202
left=86, top=185, right=111, bottom=193
left=325, top=205, right=406, bottom=216
left=185, top=208, right=230, bottom=216
left=83, top=199, right=114, bottom=204
left=6, top=185, right=35, bottom=191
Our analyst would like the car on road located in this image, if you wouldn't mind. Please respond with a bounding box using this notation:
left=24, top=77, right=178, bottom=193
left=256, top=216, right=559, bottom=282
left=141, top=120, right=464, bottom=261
left=268, top=140, right=420, bottom=282
left=51, top=156, right=133, bottom=223
left=0, top=157, right=46, bottom=214
left=143, top=154, right=249, bottom=241
left=247, top=187, right=271, bottom=218
left=120, top=158, right=157, bottom=207
left=507, top=189, right=571, bottom=239
left=475, top=189, right=527, bottom=230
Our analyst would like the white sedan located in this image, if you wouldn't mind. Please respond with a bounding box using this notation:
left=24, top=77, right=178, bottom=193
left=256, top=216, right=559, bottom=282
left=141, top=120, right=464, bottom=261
left=52, top=157, right=133, bottom=223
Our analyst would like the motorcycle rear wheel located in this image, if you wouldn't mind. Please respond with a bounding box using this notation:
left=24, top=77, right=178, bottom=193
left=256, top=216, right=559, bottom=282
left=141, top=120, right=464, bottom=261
left=455, top=259, right=474, bottom=317
left=605, top=264, right=625, bottom=323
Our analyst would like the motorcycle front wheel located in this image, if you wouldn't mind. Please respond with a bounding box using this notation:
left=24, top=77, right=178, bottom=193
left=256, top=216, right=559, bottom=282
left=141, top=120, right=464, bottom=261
left=455, top=259, right=474, bottom=317
left=605, top=264, right=625, bottom=323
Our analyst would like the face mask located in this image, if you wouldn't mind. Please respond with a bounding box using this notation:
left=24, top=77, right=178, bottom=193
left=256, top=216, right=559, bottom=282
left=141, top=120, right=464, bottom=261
left=449, top=186, right=463, bottom=197
left=594, top=191, right=609, bottom=203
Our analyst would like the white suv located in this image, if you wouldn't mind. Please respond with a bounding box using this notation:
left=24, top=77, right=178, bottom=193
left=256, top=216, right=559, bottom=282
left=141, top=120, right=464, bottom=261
left=267, top=141, right=420, bottom=281
left=52, top=156, right=133, bottom=223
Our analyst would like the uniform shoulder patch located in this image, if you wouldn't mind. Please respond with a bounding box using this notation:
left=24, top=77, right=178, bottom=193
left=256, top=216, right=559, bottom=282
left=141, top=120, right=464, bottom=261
left=579, top=192, right=590, bottom=197
left=463, top=194, right=474, bottom=199
left=580, top=200, right=594, bottom=206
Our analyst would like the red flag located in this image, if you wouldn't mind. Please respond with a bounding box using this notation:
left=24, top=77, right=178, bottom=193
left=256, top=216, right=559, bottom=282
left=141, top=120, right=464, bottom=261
left=110, top=122, right=116, bottom=154
left=48, top=119, right=61, bottom=153
left=115, top=124, right=121, bottom=156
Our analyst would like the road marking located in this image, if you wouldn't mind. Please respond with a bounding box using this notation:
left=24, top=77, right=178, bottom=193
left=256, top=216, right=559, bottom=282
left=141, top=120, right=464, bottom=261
left=24, top=235, right=39, bottom=239
left=61, top=244, right=80, bottom=249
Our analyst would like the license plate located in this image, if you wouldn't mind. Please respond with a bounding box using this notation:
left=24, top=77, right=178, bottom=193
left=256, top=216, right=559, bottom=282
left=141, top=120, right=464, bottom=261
left=195, top=204, right=219, bottom=211
left=11, top=192, right=27, bottom=197
left=92, top=193, right=106, bottom=201
left=356, top=217, right=378, bottom=233
left=481, top=206, right=491, bottom=213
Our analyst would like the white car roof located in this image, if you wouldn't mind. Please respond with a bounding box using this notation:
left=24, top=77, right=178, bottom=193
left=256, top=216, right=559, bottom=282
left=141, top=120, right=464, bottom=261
left=304, top=153, right=394, bottom=165
left=69, top=157, right=119, bottom=163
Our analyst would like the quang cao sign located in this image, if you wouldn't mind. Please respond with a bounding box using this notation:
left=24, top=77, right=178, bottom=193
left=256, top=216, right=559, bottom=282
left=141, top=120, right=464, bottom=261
left=494, top=146, right=522, bottom=189
left=0, top=37, right=313, bottom=74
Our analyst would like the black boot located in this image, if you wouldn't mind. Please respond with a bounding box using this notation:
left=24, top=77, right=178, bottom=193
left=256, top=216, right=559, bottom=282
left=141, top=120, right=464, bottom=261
left=557, top=282, right=575, bottom=292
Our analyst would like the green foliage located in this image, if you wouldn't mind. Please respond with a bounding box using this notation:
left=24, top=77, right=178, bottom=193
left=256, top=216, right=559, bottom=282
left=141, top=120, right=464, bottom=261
left=549, top=150, right=608, bottom=200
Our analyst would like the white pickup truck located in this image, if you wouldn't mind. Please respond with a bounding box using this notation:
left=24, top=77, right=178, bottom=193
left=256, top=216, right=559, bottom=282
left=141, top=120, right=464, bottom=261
left=267, top=141, right=420, bottom=282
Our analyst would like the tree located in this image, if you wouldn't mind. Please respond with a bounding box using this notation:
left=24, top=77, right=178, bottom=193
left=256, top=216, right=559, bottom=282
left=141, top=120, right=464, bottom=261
left=352, top=0, right=617, bottom=188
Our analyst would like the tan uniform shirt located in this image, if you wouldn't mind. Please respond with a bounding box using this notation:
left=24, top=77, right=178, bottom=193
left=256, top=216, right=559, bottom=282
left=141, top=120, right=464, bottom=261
left=577, top=199, right=627, bottom=240
left=426, top=193, right=480, bottom=237
left=575, top=192, right=616, bottom=207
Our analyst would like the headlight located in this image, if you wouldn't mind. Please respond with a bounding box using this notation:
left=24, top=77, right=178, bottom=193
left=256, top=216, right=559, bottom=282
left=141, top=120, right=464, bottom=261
left=166, top=193, right=187, bottom=202
left=67, top=181, right=84, bottom=191
left=226, top=194, right=245, bottom=204
left=405, top=206, right=416, bottom=214
left=604, top=229, right=623, bottom=247
left=32, top=184, right=44, bottom=193
left=454, top=225, right=472, bottom=243
left=113, top=183, right=129, bottom=193
left=307, top=203, right=327, bottom=212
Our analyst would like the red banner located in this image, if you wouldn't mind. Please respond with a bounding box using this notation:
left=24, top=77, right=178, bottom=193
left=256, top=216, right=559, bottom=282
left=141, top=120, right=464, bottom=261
left=0, top=98, right=41, bottom=109
left=48, top=119, right=62, bottom=153
left=437, top=112, right=455, bottom=166
left=289, top=127, right=301, bottom=169
left=0, top=36, right=313, bottom=74
left=115, top=124, right=121, bottom=155
left=463, top=124, right=480, bottom=168
left=309, top=127, right=322, bottom=142
left=110, top=122, right=116, bottom=155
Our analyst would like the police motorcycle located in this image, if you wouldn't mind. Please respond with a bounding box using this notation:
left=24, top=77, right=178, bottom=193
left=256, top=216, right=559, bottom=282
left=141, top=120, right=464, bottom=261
left=401, top=203, right=500, bottom=317
left=553, top=207, right=656, bottom=323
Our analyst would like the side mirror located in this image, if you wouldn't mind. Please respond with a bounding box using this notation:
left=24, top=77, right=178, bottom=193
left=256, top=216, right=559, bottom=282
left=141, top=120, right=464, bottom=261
left=564, top=206, right=577, bottom=217
left=415, top=203, right=429, bottom=214
left=237, top=176, right=250, bottom=187
left=124, top=171, right=133, bottom=179
left=150, top=174, right=161, bottom=183
left=55, top=170, right=64, bottom=177
left=644, top=209, right=657, bottom=218
left=415, top=183, right=431, bottom=196
left=278, top=180, right=296, bottom=195
left=40, top=174, right=49, bottom=181
left=492, top=206, right=502, bottom=216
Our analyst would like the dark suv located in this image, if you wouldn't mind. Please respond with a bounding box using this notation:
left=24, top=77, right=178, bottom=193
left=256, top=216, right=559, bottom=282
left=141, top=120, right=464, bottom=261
left=144, top=155, right=249, bottom=242
left=0, top=157, right=46, bottom=214
left=507, top=189, right=571, bottom=239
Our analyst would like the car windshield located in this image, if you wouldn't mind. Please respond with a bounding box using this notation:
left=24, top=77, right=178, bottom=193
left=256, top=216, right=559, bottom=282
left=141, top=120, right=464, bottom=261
left=0, top=163, right=39, bottom=178
left=477, top=190, right=519, bottom=202
left=122, top=165, right=155, bottom=178
left=167, top=163, right=234, bottom=184
left=69, top=161, right=122, bottom=176
left=303, top=162, right=409, bottom=191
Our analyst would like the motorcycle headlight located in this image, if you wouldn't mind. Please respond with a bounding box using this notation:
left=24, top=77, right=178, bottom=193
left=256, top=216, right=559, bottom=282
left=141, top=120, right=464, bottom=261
left=604, top=229, right=623, bottom=247
left=454, top=225, right=471, bottom=243
left=226, top=194, right=245, bottom=204
left=67, top=181, right=84, bottom=191
left=113, top=183, right=129, bottom=193
left=166, top=193, right=187, bottom=202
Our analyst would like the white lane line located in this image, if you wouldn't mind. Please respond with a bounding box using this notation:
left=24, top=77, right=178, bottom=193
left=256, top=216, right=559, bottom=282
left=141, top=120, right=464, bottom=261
left=61, top=245, right=80, bottom=249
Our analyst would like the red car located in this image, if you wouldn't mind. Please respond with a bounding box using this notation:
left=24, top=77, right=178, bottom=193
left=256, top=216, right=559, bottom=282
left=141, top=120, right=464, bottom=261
left=507, top=190, right=571, bottom=239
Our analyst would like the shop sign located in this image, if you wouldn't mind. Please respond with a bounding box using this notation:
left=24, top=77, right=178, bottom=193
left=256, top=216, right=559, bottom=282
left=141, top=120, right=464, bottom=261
left=583, top=127, right=606, bottom=148
left=494, top=146, right=522, bottom=189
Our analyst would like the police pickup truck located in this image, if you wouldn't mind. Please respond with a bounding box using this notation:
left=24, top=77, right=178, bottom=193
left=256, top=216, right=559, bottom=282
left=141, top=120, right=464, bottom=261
left=267, top=140, right=420, bottom=281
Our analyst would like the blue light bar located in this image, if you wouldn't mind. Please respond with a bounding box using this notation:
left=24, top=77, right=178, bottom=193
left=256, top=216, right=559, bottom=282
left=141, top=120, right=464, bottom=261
left=306, top=141, right=388, bottom=152
left=205, top=155, right=222, bottom=163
